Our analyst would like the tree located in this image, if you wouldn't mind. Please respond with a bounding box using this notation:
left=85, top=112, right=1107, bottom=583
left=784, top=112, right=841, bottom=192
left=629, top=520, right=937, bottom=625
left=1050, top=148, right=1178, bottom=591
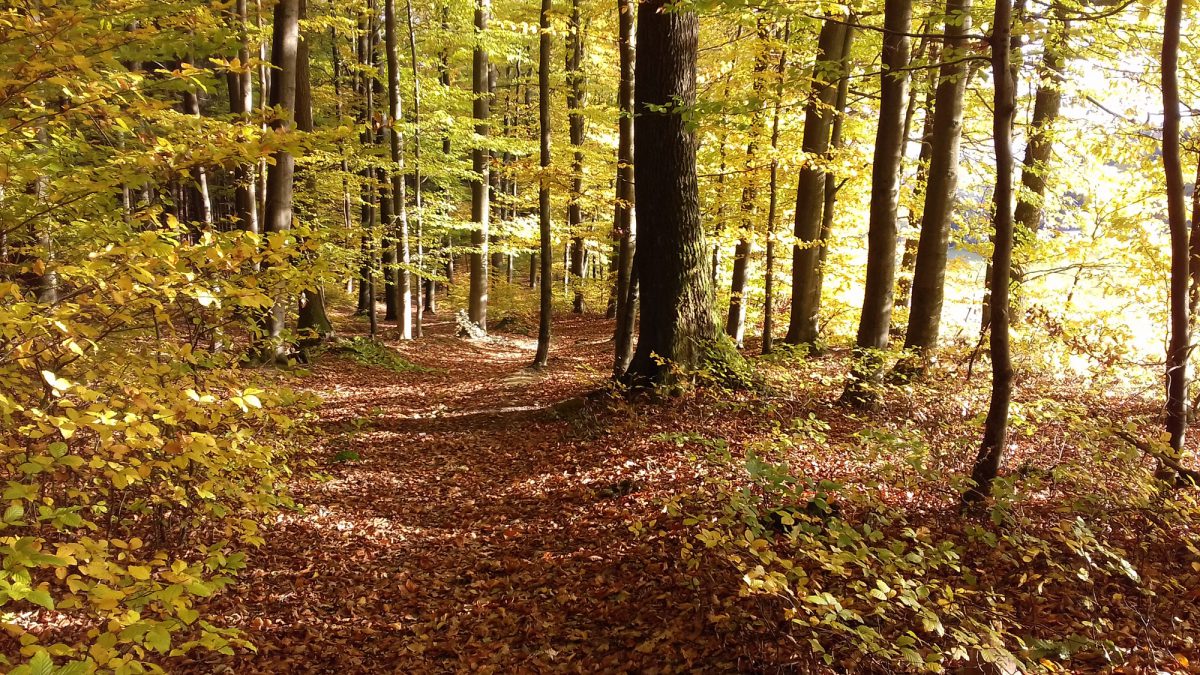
left=724, top=18, right=772, bottom=348
left=567, top=0, right=587, bottom=314
left=620, top=0, right=715, bottom=385
left=966, top=0, right=1016, bottom=504
left=1161, top=0, right=1189, bottom=461
left=295, top=0, right=333, bottom=346
left=533, top=0, right=554, bottom=368
left=786, top=14, right=850, bottom=348
left=899, top=0, right=973, bottom=376
left=257, top=0, right=301, bottom=364
left=611, top=0, right=637, bottom=375
left=468, top=0, right=491, bottom=331
left=385, top=0, right=413, bottom=339
left=761, top=20, right=789, bottom=355
left=841, top=0, right=912, bottom=406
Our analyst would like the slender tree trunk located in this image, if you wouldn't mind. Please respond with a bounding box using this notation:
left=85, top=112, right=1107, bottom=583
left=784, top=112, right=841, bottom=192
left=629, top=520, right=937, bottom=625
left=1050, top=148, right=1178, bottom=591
left=356, top=8, right=376, bottom=318
left=533, top=0, right=554, bottom=367
left=965, top=0, right=1016, bottom=504
left=181, top=89, right=213, bottom=234
left=725, top=19, right=771, bottom=348
left=895, top=41, right=940, bottom=312
left=295, top=0, right=333, bottom=345
left=842, top=0, right=911, bottom=406
left=1011, top=11, right=1067, bottom=315
left=468, top=0, right=490, bottom=330
left=567, top=0, right=587, bottom=314
left=612, top=0, right=637, bottom=371
left=1162, top=0, right=1189, bottom=459
left=405, top=0, right=423, bottom=337
left=385, top=0, right=412, bottom=339
left=761, top=21, right=789, bottom=355
left=899, top=0, right=972, bottom=375
left=229, top=0, right=258, bottom=240
left=786, top=15, right=850, bottom=346
left=257, top=0, right=301, bottom=363
left=621, top=0, right=714, bottom=385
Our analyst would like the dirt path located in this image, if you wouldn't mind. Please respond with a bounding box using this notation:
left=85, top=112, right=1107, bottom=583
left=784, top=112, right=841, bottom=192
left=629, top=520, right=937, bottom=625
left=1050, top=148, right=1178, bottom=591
left=179, top=314, right=741, bottom=673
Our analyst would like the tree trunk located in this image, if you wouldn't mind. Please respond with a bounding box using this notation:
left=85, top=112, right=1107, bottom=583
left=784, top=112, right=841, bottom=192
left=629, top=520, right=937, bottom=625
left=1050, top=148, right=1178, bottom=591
left=533, top=0, right=554, bottom=368
left=355, top=7, right=376, bottom=318
left=567, top=0, right=587, bottom=314
left=965, top=0, right=1016, bottom=504
left=899, top=0, right=972, bottom=375
left=785, top=15, right=849, bottom=346
left=894, top=41, right=940, bottom=312
left=295, top=0, right=332, bottom=345
left=181, top=89, right=213, bottom=234
left=407, top=0, right=424, bottom=337
left=228, top=0, right=258, bottom=239
left=621, top=0, right=714, bottom=385
left=841, top=0, right=911, bottom=406
left=761, top=21, right=789, bottom=355
left=724, top=19, right=771, bottom=348
left=1162, top=0, right=1189, bottom=459
left=468, top=0, right=491, bottom=330
left=611, top=0, right=636, bottom=339
left=384, top=0, right=412, bottom=338
left=257, top=0, right=300, bottom=363
left=1011, top=11, right=1067, bottom=314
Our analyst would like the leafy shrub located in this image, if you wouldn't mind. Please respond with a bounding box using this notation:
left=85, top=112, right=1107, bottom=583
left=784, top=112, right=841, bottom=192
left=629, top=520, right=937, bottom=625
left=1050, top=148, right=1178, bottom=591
left=327, top=336, right=427, bottom=373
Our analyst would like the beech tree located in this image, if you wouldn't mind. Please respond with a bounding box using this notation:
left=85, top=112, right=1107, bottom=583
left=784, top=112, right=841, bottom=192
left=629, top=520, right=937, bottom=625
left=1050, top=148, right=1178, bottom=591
left=621, top=0, right=714, bottom=385
left=842, top=0, right=912, bottom=406
left=966, top=0, right=1016, bottom=503
left=468, top=0, right=491, bottom=331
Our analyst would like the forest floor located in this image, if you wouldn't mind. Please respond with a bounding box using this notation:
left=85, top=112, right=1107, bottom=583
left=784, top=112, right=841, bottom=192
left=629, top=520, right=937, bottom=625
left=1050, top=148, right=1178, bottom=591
left=170, top=308, right=1198, bottom=674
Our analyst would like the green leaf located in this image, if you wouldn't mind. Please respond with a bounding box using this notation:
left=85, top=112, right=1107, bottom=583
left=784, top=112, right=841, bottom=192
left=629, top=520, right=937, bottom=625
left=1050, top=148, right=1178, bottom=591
left=26, top=589, right=54, bottom=610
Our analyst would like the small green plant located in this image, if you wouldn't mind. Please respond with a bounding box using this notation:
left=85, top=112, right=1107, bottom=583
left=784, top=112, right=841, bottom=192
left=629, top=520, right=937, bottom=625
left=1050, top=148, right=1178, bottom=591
left=328, top=337, right=428, bottom=373
left=332, top=450, right=361, bottom=463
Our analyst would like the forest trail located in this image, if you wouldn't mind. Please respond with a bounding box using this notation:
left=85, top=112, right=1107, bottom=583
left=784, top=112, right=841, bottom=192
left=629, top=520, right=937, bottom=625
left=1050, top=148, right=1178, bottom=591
left=179, top=314, right=737, bottom=673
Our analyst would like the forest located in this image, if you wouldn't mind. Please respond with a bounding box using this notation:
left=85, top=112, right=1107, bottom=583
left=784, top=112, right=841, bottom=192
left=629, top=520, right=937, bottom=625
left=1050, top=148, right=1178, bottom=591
left=2, top=0, right=1200, bottom=671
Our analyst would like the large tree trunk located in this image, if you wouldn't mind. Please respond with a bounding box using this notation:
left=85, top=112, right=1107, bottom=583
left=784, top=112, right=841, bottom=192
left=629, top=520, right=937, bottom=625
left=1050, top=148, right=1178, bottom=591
left=257, top=0, right=300, bottom=363
left=385, top=0, right=412, bottom=339
left=899, top=0, right=972, bottom=375
left=785, top=15, right=849, bottom=347
left=533, top=0, right=554, bottom=368
left=468, top=0, right=490, bottom=331
left=1162, top=0, right=1189, bottom=459
left=621, top=0, right=714, bottom=385
left=965, top=0, right=1016, bottom=504
left=841, top=0, right=911, bottom=406
left=611, top=0, right=637, bottom=373
left=355, top=7, right=378, bottom=330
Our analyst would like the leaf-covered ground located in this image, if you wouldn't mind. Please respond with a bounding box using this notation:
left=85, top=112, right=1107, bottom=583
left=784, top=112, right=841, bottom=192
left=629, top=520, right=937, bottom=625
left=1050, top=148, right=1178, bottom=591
left=169, top=313, right=1199, bottom=674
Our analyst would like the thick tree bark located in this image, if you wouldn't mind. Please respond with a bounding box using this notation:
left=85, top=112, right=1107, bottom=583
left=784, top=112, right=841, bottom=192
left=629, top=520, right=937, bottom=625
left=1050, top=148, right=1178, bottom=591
left=621, top=0, right=715, bottom=385
left=533, top=0, right=554, bottom=368
left=611, top=0, right=636, bottom=352
left=468, top=0, right=490, bottom=330
left=1162, top=0, right=1189, bottom=457
left=965, top=0, right=1016, bottom=504
left=786, top=15, right=849, bottom=347
left=257, top=0, right=300, bottom=362
left=842, top=0, right=911, bottom=406
left=761, top=21, right=789, bottom=355
left=899, top=0, right=972, bottom=374
left=385, top=0, right=412, bottom=339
